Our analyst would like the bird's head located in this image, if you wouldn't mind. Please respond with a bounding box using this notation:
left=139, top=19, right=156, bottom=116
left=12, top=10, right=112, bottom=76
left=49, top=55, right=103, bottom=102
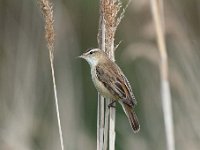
left=79, top=48, right=108, bottom=66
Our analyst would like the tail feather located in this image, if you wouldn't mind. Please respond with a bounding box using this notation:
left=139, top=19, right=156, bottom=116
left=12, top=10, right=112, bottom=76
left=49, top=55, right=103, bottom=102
left=120, top=102, right=140, bottom=133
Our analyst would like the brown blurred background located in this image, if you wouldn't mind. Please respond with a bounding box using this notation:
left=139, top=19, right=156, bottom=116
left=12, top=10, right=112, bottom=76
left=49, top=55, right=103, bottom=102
left=0, top=0, right=200, bottom=150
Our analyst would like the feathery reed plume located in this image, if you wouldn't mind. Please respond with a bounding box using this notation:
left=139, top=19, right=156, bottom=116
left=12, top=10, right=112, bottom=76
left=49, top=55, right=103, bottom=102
left=39, top=0, right=55, bottom=54
left=39, top=1, right=64, bottom=150
left=150, top=0, right=175, bottom=150
left=97, top=0, right=130, bottom=150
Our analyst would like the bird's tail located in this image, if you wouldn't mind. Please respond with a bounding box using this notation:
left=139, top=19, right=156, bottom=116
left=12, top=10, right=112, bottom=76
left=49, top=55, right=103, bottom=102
left=120, top=101, right=140, bottom=133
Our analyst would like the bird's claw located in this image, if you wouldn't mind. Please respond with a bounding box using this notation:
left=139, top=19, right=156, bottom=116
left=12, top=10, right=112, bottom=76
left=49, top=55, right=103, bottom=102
left=108, top=101, right=116, bottom=108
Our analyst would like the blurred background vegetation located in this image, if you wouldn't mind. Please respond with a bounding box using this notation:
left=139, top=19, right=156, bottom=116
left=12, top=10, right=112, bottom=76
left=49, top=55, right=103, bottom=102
left=0, top=0, right=200, bottom=150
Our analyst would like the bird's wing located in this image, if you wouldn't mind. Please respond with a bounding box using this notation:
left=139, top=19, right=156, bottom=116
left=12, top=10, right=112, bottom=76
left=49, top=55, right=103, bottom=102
left=96, top=63, right=136, bottom=107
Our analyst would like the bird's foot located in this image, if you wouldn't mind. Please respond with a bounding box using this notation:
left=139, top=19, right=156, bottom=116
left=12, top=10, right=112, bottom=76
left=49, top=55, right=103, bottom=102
left=108, top=101, right=116, bottom=108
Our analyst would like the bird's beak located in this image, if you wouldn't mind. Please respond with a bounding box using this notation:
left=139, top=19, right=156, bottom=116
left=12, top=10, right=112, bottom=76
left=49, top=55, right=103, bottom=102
left=78, top=55, right=83, bottom=59
left=78, top=54, right=86, bottom=59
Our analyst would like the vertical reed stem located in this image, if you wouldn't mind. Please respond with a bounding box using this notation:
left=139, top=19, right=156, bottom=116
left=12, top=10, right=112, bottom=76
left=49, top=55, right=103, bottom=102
left=39, top=1, right=64, bottom=150
left=150, top=0, right=175, bottom=150
left=97, top=0, right=128, bottom=149
left=97, top=6, right=106, bottom=150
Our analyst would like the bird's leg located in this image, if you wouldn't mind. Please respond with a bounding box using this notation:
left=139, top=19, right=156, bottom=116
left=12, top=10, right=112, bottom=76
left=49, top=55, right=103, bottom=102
left=108, top=100, right=116, bottom=108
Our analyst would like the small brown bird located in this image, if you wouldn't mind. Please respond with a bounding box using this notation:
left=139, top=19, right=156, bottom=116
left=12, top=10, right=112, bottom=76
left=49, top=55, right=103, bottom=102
left=79, top=48, right=140, bottom=133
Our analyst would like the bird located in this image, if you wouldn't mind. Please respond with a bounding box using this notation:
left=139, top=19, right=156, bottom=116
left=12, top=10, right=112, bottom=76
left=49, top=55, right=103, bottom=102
left=79, top=48, right=140, bottom=133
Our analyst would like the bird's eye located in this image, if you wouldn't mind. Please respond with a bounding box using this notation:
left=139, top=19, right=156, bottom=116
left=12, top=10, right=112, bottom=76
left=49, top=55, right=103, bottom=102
left=89, top=51, right=94, bottom=55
